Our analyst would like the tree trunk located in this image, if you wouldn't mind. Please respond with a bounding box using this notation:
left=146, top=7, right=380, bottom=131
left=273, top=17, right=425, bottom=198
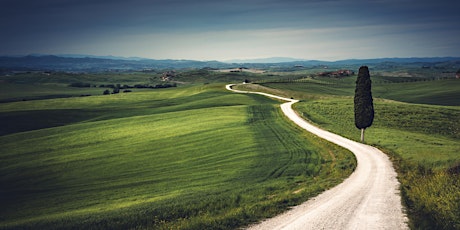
left=360, top=128, right=365, bottom=143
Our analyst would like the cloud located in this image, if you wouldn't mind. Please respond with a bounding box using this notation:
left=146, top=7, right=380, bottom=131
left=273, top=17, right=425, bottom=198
left=1, top=0, right=459, bottom=59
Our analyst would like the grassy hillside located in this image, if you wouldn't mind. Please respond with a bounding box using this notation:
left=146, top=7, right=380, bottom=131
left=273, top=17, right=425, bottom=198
left=237, top=78, right=460, bottom=229
left=0, top=83, right=106, bottom=103
left=0, top=84, right=355, bottom=229
left=372, top=79, right=460, bottom=106
left=259, top=77, right=460, bottom=106
left=294, top=99, right=459, bottom=229
left=3, top=68, right=457, bottom=229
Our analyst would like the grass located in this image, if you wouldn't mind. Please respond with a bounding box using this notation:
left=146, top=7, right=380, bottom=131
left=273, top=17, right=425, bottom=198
left=4, top=69, right=457, bottom=229
left=1, top=72, right=160, bottom=86
left=261, top=77, right=460, bottom=105
left=293, top=98, right=460, bottom=229
left=293, top=99, right=459, bottom=166
left=0, top=83, right=355, bottom=229
left=372, top=79, right=460, bottom=106
left=240, top=77, right=460, bottom=229
left=0, top=83, right=107, bottom=103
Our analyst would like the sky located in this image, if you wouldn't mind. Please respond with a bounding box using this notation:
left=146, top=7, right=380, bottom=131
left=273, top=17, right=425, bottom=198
left=1, top=0, right=459, bottom=61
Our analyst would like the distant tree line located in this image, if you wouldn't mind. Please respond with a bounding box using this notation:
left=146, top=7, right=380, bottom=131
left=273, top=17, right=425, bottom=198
left=256, top=75, right=457, bottom=85
left=68, top=82, right=177, bottom=95
left=70, top=82, right=177, bottom=89
left=100, top=83, right=177, bottom=95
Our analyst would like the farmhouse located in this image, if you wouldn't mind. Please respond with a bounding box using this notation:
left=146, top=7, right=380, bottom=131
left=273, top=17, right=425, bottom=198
left=162, top=71, right=176, bottom=81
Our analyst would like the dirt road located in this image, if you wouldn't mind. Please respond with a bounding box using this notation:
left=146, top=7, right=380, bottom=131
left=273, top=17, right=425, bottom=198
left=226, top=84, right=408, bottom=230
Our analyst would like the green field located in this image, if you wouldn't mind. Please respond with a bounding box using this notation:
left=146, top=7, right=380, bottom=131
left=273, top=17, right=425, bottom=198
left=257, top=76, right=460, bottom=106
left=237, top=77, right=460, bottom=229
left=0, top=83, right=355, bottom=229
left=2, top=69, right=459, bottom=229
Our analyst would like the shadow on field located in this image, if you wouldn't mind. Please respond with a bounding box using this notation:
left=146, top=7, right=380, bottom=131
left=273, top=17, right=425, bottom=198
left=0, top=110, right=100, bottom=136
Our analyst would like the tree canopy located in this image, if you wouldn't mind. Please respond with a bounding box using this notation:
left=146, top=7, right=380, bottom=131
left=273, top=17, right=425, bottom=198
left=354, top=66, right=374, bottom=142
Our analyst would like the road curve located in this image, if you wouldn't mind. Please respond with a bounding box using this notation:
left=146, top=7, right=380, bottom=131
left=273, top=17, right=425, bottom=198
left=226, top=84, right=408, bottom=230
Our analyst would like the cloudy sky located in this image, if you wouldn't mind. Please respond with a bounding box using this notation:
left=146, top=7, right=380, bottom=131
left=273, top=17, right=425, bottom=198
left=1, top=0, right=459, bottom=61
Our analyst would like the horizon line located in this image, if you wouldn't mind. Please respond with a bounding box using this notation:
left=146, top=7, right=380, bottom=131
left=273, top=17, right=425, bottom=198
left=2, top=53, right=460, bottom=63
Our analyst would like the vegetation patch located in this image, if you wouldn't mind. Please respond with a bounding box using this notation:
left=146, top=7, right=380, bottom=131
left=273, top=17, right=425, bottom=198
left=0, top=84, right=355, bottom=229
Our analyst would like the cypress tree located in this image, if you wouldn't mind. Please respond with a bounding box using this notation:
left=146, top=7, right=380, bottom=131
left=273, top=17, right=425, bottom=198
left=354, top=66, right=374, bottom=142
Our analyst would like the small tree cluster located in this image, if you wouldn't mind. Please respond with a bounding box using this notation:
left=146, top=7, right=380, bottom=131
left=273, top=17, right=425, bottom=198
left=102, top=83, right=177, bottom=95
left=102, top=88, right=121, bottom=95
left=100, top=83, right=177, bottom=89
left=132, top=83, right=177, bottom=89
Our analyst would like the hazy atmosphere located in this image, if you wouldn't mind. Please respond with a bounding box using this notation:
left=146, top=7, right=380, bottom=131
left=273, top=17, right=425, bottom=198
left=1, top=0, right=459, bottom=61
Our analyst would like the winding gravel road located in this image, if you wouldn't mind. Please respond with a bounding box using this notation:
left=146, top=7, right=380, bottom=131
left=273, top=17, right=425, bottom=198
left=226, top=84, right=408, bottom=230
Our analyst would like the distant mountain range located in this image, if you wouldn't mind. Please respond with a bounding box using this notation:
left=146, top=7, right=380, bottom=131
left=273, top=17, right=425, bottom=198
left=226, top=56, right=460, bottom=64
left=0, top=55, right=227, bottom=72
left=225, top=57, right=308, bottom=63
left=1, top=54, right=459, bottom=72
left=57, top=54, right=150, bottom=61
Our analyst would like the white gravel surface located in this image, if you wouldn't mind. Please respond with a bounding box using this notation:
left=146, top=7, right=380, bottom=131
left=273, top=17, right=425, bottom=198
left=226, top=84, right=409, bottom=230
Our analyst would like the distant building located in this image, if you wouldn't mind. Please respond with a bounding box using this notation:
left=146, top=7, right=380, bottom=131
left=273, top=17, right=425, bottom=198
left=162, top=71, right=176, bottom=81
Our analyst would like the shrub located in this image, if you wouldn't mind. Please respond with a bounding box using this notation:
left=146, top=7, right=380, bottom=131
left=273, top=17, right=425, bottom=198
left=402, top=164, right=460, bottom=230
